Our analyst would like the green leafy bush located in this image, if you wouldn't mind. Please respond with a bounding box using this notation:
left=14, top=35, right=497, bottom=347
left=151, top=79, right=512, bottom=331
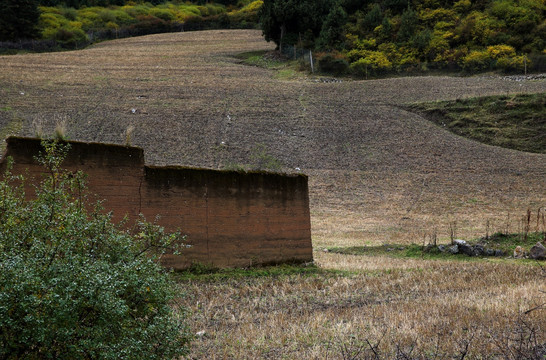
left=461, top=49, right=492, bottom=71
left=350, top=50, right=392, bottom=76
left=0, top=140, right=190, bottom=359
left=496, top=55, right=530, bottom=72
left=486, top=44, right=516, bottom=58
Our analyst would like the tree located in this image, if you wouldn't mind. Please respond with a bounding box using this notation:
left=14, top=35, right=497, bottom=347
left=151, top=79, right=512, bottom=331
left=0, top=140, right=190, bottom=359
left=259, top=0, right=334, bottom=50
left=397, top=6, right=418, bottom=43
left=0, top=0, right=40, bottom=41
left=317, top=4, right=348, bottom=50
left=361, top=3, right=383, bottom=31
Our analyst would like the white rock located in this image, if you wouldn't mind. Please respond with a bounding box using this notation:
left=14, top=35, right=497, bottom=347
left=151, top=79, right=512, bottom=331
left=454, top=239, right=467, bottom=246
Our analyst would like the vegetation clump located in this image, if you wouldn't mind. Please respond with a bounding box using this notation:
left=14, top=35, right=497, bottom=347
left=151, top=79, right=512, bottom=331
left=0, top=140, right=190, bottom=359
left=260, top=0, right=546, bottom=76
left=0, top=0, right=263, bottom=51
left=408, top=93, right=546, bottom=153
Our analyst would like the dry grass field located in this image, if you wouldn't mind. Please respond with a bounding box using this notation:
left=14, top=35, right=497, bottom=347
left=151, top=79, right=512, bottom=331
left=0, top=30, right=545, bottom=358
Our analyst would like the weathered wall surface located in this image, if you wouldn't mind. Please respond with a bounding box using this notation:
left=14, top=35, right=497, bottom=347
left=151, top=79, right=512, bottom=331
left=0, top=137, right=313, bottom=269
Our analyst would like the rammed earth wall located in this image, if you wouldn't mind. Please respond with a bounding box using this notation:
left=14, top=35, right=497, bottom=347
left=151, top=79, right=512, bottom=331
left=0, top=137, right=313, bottom=269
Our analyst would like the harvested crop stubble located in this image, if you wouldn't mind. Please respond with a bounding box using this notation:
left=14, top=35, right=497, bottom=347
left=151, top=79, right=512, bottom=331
left=180, top=257, right=545, bottom=358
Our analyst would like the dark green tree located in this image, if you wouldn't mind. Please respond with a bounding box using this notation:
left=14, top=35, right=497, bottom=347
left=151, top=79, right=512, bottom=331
left=341, top=0, right=374, bottom=13
left=0, top=0, right=40, bottom=41
left=397, top=6, right=418, bottom=43
left=383, top=0, right=410, bottom=14
left=378, top=15, right=393, bottom=40
left=361, top=3, right=383, bottom=31
left=317, top=4, right=348, bottom=50
left=259, top=0, right=334, bottom=50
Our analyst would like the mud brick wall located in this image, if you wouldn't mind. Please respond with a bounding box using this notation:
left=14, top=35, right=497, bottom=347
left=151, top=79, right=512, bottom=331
left=0, top=137, right=313, bottom=269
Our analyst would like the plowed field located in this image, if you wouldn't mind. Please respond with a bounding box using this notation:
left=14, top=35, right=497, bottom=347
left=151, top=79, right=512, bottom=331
left=1, top=30, right=544, bottom=247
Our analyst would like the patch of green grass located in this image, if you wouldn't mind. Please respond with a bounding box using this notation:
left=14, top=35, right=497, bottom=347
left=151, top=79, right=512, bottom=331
left=235, top=50, right=306, bottom=80
left=407, top=93, right=546, bottom=153
left=328, top=232, right=545, bottom=261
left=274, top=69, right=300, bottom=80
left=480, top=232, right=545, bottom=253
left=235, top=50, right=285, bottom=69
left=172, top=263, right=346, bottom=282
left=328, top=244, right=476, bottom=261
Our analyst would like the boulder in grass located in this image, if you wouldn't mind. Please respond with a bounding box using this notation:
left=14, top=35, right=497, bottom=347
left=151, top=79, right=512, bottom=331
left=459, top=243, right=475, bottom=256
left=529, top=242, right=546, bottom=260
left=473, top=244, right=485, bottom=256
left=494, top=249, right=505, bottom=257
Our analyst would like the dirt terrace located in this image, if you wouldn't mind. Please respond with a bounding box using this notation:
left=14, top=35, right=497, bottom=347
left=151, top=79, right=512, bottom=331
left=0, top=29, right=545, bottom=247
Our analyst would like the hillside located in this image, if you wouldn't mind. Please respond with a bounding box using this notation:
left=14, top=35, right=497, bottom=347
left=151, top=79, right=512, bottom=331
left=0, top=29, right=545, bottom=247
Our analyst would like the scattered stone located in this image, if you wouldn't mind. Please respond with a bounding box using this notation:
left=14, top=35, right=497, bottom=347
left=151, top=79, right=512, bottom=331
left=386, top=247, right=394, bottom=252
left=438, top=244, right=447, bottom=252
left=459, top=243, right=474, bottom=256
left=473, top=244, right=485, bottom=256
left=448, top=245, right=459, bottom=254
left=501, top=74, right=546, bottom=82
left=196, top=330, right=206, bottom=337
left=318, top=77, right=342, bottom=83
left=485, top=248, right=495, bottom=256
left=529, top=242, right=546, bottom=260
left=454, top=239, right=467, bottom=246
left=323, top=248, right=329, bottom=253
left=514, top=246, right=526, bottom=258
left=494, top=249, right=505, bottom=257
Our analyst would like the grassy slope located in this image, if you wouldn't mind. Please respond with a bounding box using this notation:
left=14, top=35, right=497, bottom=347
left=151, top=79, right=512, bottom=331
left=407, top=93, right=546, bottom=154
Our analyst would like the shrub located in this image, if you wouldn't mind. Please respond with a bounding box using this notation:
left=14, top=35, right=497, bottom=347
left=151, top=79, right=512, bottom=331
left=453, top=0, right=471, bottom=13
left=239, top=0, right=262, bottom=13
left=53, top=26, right=88, bottom=47
left=149, top=8, right=176, bottom=22
left=350, top=50, right=392, bottom=76
left=0, top=140, right=190, bottom=359
left=426, top=34, right=450, bottom=61
left=496, top=55, right=530, bottom=72
left=61, top=7, right=78, bottom=21
left=487, top=44, right=516, bottom=59
left=317, top=53, right=349, bottom=75
left=461, top=49, right=492, bottom=71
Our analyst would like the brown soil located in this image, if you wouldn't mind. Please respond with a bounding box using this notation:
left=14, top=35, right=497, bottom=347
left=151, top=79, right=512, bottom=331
left=0, top=29, right=545, bottom=246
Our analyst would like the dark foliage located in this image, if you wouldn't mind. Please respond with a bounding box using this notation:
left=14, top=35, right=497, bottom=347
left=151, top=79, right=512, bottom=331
left=0, top=0, right=40, bottom=41
left=0, top=140, right=190, bottom=359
